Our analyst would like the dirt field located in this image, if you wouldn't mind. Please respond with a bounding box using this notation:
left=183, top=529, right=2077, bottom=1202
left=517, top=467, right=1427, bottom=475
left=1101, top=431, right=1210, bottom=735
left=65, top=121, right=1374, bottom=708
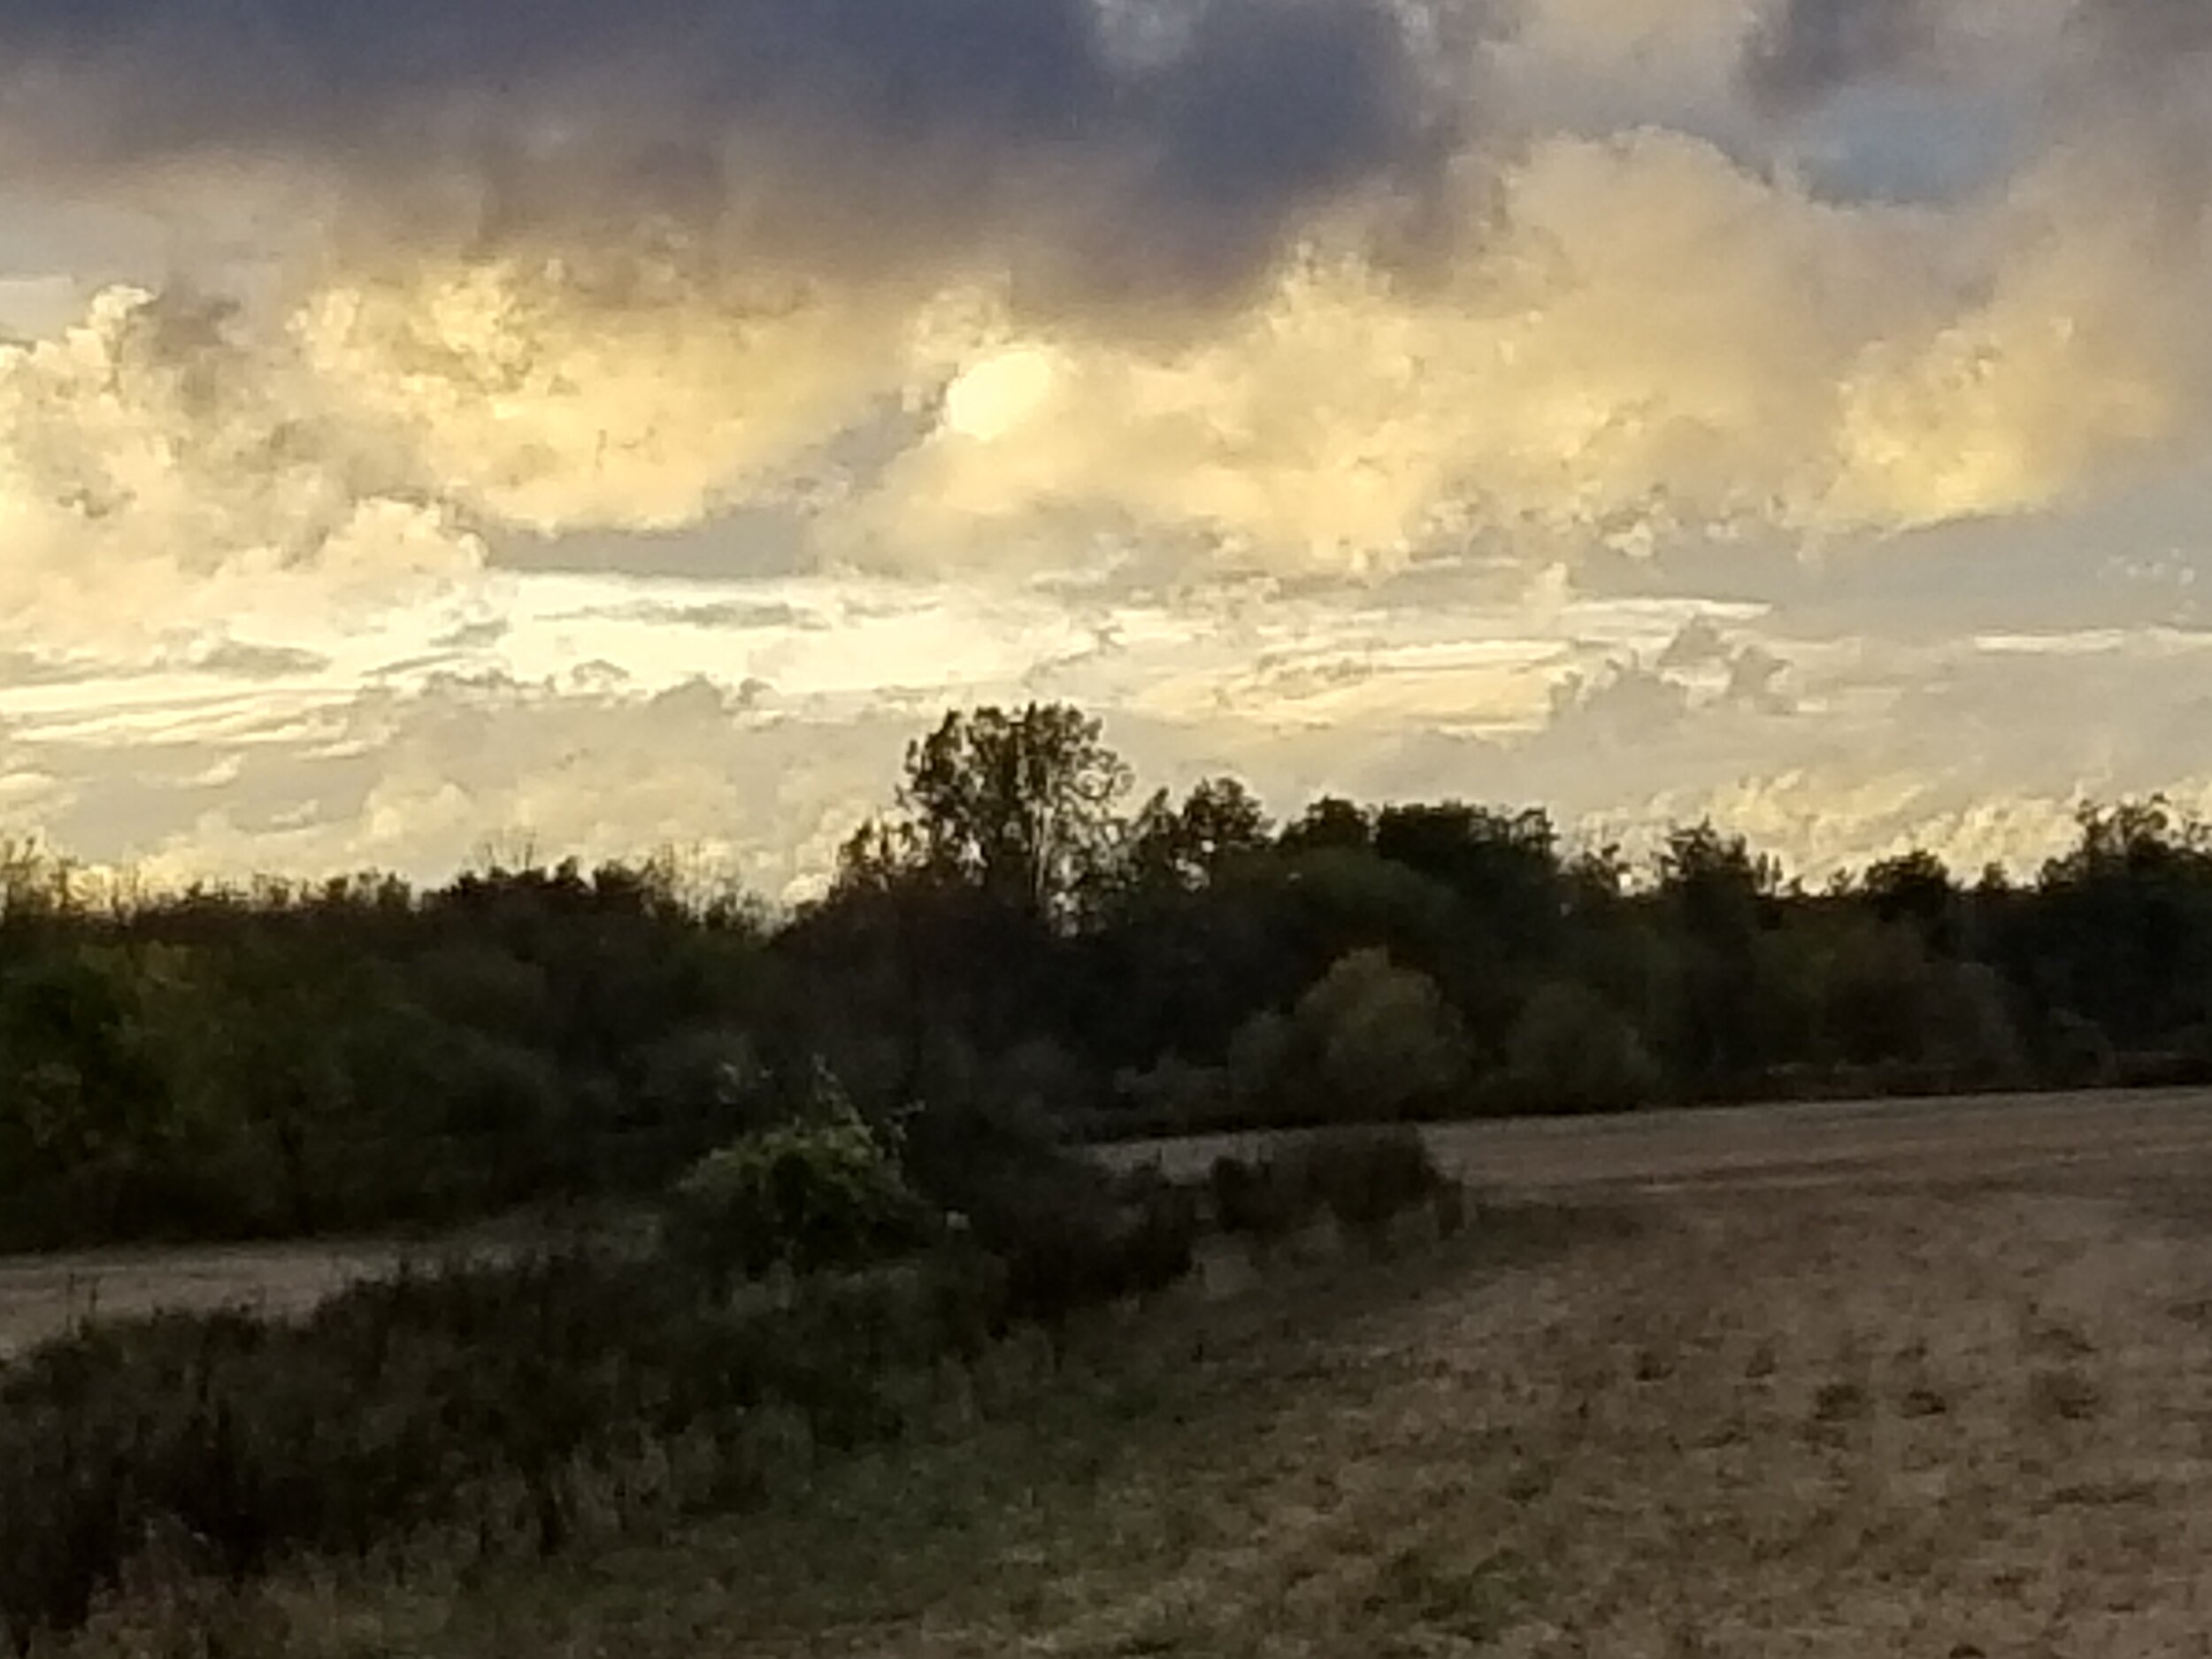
left=1103, top=1084, right=2212, bottom=1194
left=66, top=1084, right=2212, bottom=1658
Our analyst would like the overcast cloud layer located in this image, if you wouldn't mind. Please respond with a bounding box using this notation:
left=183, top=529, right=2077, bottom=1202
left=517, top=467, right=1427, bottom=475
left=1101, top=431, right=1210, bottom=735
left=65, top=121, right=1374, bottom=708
left=0, top=0, right=2208, bottom=895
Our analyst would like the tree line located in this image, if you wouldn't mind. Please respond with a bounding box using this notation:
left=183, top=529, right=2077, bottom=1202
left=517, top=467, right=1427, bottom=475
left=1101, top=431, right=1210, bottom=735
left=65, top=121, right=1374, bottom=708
left=2, top=699, right=2208, bottom=1248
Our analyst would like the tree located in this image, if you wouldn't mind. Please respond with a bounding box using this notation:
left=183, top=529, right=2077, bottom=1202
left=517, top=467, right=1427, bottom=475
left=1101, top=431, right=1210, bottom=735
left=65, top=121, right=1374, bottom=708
left=1656, top=822, right=1779, bottom=944
left=1372, top=802, right=1563, bottom=964
left=1505, top=981, right=1660, bottom=1114
left=1653, top=823, right=1785, bottom=1087
left=843, top=703, right=1133, bottom=927
left=2024, top=798, right=2212, bottom=1050
left=1117, top=776, right=1271, bottom=900
left=1861, top=849, right=1958, bottom=952
left=1278, top=796, right=1373, bottom=855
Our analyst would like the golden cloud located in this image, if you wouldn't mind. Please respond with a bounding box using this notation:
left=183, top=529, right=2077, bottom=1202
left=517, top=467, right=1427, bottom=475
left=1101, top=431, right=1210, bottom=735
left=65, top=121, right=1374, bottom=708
left=841, top=127, right=2212, bottom=568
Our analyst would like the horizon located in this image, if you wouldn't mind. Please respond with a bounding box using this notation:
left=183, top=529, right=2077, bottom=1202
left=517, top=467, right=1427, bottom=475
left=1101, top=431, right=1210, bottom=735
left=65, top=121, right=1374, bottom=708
left=0, top=707, right=2181, bottom=916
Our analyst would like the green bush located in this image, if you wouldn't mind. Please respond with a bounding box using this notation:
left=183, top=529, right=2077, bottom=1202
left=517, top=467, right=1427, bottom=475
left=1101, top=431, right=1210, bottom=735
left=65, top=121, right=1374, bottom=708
left=634, top=1027, right=771, bottom=1134
left=663, top=1065, right=929, bottom=1288
left=0, top=1143, right=1229, bottom=1649
left=1292, top=956, right=1478, bottom=1124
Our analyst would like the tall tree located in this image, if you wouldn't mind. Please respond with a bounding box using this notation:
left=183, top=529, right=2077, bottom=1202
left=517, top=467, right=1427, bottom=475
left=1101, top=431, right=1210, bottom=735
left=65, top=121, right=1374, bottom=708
left=859, top=703, right=1133, bottom=926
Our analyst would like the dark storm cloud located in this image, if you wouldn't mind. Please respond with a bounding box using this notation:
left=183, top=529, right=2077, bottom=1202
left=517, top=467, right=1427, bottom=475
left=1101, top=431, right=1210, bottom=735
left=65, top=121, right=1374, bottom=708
left=2078, top=0, right=2212, bottom=70
left=1741, top=0, right=2212, bottom=113
left=0, top=0, right=1493, bottom=311
left=1741, top=0, right=1932, bottom=114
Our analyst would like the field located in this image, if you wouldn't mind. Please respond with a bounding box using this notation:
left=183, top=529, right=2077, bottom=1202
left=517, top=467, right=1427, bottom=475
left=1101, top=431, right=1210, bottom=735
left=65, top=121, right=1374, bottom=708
left=1103, top=1085, right=2212, bottom=1194
left=30, top=1086, right=2212, bottom=1656
left=15, top=1087, right=2212, bottom=1363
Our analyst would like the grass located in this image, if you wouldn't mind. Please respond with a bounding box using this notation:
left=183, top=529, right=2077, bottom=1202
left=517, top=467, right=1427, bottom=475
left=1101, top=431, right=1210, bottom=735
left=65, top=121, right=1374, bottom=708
left=50, top=1165, right=2212, bottom=1658
left=30, top=1200, right=1586, bottom=1658
left=0, top=1129, right=1466, bottom=1654
left=37, top=1143, right=2212, bottom=1657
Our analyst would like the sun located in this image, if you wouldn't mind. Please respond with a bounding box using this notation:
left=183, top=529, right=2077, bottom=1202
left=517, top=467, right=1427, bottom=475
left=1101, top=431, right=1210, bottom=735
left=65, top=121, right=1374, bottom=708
left=940, top=344, right=1062, bottom=442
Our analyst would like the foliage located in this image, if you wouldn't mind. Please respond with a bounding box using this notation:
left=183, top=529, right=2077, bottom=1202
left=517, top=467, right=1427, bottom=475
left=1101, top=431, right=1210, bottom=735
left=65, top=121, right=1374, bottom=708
left=0, top=1242, right=1001, bottom=1649
left=1113, top=777, right=1273, bottom=907
left=17, top=697, right=2212, bottom=1644
left=1504, top=981, right=1663, bottom=1115
left=663, top=1064, right=929, bottom=1286
left=840, top=703, right=1133, bottom=926
left=1282, top=949, right=1474, bottom=1122
left=0, top=703, right=2210, bottom=1244
left=1207, top=1125, right=1459, bottom=1247
left=0, top=1120, right=1221, bottom=1650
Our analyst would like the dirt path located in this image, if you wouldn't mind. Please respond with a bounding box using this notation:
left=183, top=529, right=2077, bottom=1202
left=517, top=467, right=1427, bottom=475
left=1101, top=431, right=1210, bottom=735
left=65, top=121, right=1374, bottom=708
left=8, top=1087, right=2212, bottom=1364
left=0, top=1240, right=407, bottom=1361
left=0, top=1227, right=542, bottom=1362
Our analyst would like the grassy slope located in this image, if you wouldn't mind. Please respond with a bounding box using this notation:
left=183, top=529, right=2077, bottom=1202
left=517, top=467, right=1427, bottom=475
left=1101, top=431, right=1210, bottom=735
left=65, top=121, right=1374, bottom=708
left=59, top=1175, right=2212, bottom=1657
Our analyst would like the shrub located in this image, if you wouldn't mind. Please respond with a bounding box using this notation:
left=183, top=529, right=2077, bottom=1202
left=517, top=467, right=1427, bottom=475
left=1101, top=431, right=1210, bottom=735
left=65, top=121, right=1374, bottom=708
left=1287, top=1125, right=1453, bottom=1242
left=1208, top=1125, right=1458, bottom=1249
left=2045, top=1009, right=2116, bottom=1088
left=898, top=1086, right=1110, bottom=1244
left=987, top=1038, right=1102, bottom=1124
left=1208, top=1151, right=1304, bottom=1243
left=0, top=1235, right=1018, bottom=1649
left=1286, top=950, right=1473, bottom=1123
left=955, top=1154, right=1198, bottom=1345
left=1225, top=1010, right=1294, bottom=1114
left=663, top=1065, right=928, bottom=1288
left=1111, top=1055, right=1230, bottom=1133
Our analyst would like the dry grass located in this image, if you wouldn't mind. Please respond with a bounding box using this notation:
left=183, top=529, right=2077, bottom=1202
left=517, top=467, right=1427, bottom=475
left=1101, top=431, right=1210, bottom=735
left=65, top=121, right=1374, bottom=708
left=49, top=1154, right=2212, bottom=1658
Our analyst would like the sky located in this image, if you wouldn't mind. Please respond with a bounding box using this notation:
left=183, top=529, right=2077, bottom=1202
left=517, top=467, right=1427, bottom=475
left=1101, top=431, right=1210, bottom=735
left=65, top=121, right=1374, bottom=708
left=1, top=0, right=2210, bottom=902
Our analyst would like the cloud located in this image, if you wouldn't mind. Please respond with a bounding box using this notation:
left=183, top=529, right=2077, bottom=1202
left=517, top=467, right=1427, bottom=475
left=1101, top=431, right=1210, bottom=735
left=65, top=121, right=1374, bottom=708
left=0, top=541, right=2208, bottom=898
left=0, top=0, right=2201, bottom=592
left=85, top=673, right=913, bottom=904
left=181, top=641, right=333, bottom=680
left=4, top=0, right=2212, bottom=927
left=0, top=285, right=487, bottom=662
left=0, top=0, right=1490, bottom=321
left=1736, top=0, right=2208, bottom=116
left=295, top=257, right=903, bottom=534
left=1540, top=614, right=1796, bottom=748
left=1657, top=614, right=1733, bottom=670
left=841, top=123, right=2212, bottom=567
left=1744, top=0, right=1935, bottom=114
